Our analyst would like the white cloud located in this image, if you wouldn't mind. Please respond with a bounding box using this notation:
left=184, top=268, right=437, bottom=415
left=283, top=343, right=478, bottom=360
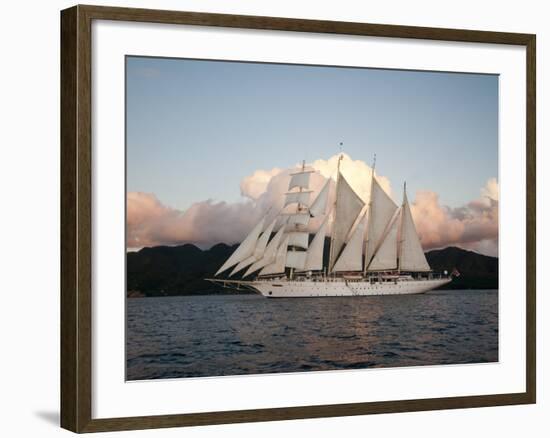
left=410, top=178, right=499, bottom=256
left=481, top=177, right=499, bottom=202
left=240, top=167, right=283, bottom=200
left=127, top=154, right=498, bottom=256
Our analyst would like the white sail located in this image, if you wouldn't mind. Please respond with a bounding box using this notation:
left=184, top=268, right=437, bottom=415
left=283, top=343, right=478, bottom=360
left=309, top=179, right=330, bottom=217
left=368, top=211, right=399, bottom=271
left=229, top=218, right=276, bottom=276
left=284, top=191, right=312, bottom=207
left=244, top=225, right=286, bottom=276
left=286, top=213, right=310, bottom=227
left=255, top=218, right=277, bottom=256
left=286, top=251, right=307, bottom=269
left=229, top=255, right=254, bottom=276
left=399, top=192, right=430, bottom=271
left=215, top=216, right=265, bottom=275
left=288, top=231, right=309, bottom=249
left=288, top=171, right=312, bottom=190
left=332, top=210, right=367, bottom=272
left=329, top=172, right=365, bottom=270
left=259, top=236, right=289, bottom=276
left=301, top=215, right=329, bottom=271
left=365, top=177, right=398, bottom=269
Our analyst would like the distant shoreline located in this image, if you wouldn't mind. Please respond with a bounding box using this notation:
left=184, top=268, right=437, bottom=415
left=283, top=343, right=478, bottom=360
left=127, top=244, right=498, bottom=298
left=127, top=288, right=499, bottom=298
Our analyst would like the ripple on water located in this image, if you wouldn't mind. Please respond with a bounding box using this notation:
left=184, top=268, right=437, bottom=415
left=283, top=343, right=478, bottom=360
left=126, top=290, right=498, bottom=380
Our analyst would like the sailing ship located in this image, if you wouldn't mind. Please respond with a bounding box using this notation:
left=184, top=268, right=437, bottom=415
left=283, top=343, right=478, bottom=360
left=208, top=155, right=451, bottom=297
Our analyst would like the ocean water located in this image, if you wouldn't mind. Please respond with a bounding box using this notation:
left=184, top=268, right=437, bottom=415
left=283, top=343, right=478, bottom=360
left=126, top=290, right=498, bottom=380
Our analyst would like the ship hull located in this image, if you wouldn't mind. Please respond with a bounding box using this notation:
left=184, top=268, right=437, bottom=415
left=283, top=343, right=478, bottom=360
left=249, top=278, right=451, bottom=298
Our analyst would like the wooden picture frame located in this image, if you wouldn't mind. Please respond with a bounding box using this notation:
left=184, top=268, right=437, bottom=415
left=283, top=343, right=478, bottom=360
left=60, top=4, right=536, bottom=433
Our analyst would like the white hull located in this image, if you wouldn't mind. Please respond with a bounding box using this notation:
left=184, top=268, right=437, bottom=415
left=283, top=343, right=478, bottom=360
left=249, top=277, right=451, bottom=298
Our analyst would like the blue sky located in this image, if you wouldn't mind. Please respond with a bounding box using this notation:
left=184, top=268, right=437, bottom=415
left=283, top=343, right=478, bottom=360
left=126, top=56, right=498, bottom=211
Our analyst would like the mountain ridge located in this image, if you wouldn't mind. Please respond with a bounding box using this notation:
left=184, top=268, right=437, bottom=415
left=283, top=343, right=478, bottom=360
left=127, top=243, right=498, bottom=296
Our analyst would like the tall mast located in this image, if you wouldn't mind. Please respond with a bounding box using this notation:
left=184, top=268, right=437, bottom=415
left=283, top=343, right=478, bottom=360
left=397, top=181, right=406, bottom=273
left=289, top=160, right=306, bottom=280
left=363, top=154, right=376, bottom=275
left=328, top=154, right=343, bottom=273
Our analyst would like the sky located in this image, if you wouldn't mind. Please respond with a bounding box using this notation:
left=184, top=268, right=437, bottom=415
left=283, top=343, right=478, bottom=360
left=126, top=56, right=499, bottom=256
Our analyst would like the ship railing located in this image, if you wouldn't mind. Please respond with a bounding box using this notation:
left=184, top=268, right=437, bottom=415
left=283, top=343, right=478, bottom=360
left=254, top=270, right=451, bottom=282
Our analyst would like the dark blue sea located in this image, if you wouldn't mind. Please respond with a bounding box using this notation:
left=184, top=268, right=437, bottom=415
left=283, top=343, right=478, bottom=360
left=126, top=290, right=498, bottom=380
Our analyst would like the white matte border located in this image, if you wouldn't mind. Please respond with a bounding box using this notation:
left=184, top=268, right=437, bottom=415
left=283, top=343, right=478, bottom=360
left=92, top=20, right=526, bottom=419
